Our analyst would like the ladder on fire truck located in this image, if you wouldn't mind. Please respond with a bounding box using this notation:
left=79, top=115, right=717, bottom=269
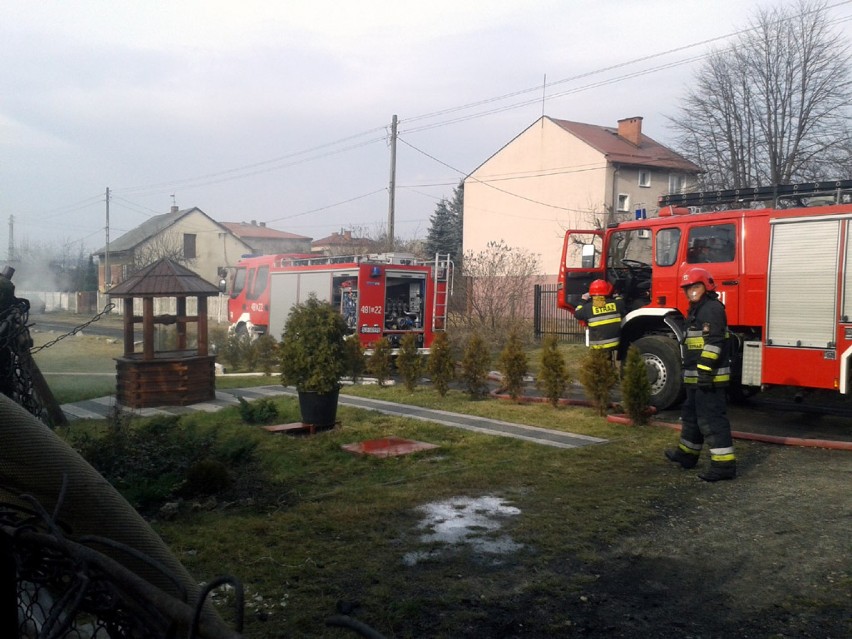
left=659, top=179, right=852, bottom=208
left=432, top=253, right=453, bottom=332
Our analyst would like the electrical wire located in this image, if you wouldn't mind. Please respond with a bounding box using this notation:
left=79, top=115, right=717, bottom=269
left=265, top=188, right=388, bottom=224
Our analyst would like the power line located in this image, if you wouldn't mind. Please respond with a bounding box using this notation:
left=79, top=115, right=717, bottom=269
left=110, top=195, right=162, bottom=218
left=115, top=132, right=388, bottom=197
left=398, top=136, right=590, bottom=214
left=401, top=1, right=852, bottom=130
left=17, top=1, right=852, bottom=243
left=111, top=9, right=821, bottom=199
left=265, top=188, right=387, bottom=224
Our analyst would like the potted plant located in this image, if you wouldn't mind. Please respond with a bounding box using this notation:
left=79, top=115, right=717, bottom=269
left=278, top=295, right=348, bottom=428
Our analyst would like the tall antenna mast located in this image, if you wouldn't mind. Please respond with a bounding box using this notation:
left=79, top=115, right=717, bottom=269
left=104, top=187, right=111, bottom=291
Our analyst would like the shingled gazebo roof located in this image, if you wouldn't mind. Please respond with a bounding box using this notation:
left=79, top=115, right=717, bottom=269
left=107, top=259, right=220, bottom=298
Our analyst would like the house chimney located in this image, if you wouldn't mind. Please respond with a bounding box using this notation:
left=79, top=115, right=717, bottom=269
left=617, top=117, right=643, bottom=145
left=344, top=230, right=352, bottom=240
left=260, top=222, right=266, bottom=227
left=251, top=220, right=257, bottom=226
left=170, top=205, right=179, bottom=213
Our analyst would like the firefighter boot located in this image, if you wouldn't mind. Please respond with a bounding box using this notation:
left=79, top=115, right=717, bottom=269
left=699, top=460, right=737, bottom=482
left=665, top=447, right=699, bottom=469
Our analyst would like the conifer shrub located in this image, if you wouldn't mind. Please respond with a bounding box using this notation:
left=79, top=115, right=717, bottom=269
left=220, top=332, right=251, bottom=371
left=237, top=396, right=279, bottom=424
left=536, top=335, right=570, bottom=407
left=578, top=349, right=619, bottom=416
left=279, top=295, right=348, bottom=394
left=343, top=336, right=366, bottom=383
left=460, top=332, right=491, bottom=398
left=249, top=334, right=279, bottom=376
left=427, top=331, right=455, bottom=396
left=396, top=333, right=423, bottom=392
left=498, top=326, right=528, bottom=400
left=621, top=345, right=652, bottom=424
left=368, top=337, right=393, bottom=387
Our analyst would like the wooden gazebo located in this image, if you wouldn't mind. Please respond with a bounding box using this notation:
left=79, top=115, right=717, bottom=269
left=108, top=259, right=220, bottom=408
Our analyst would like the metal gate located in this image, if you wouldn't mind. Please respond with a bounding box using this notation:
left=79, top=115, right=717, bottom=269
left=533, top=284, right=584, bottom=343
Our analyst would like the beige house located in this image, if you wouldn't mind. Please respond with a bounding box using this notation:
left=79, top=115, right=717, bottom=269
left=311, top=229, right=375, bottom=255
left=93, top=207, right=252, bottom=291
left=463, top=116, right=701, bottom=279
left=220, top=221, right=312, bottom=255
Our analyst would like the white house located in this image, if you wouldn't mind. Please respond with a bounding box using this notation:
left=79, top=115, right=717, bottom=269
left=463, top=116, right=701, bottom=280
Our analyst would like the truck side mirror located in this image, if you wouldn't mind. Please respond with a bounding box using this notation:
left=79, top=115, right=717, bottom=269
left=581, top=244, right=596, bottom=268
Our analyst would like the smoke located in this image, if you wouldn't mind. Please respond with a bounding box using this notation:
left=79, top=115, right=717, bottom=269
left=3, top=238, right=89, bottom=292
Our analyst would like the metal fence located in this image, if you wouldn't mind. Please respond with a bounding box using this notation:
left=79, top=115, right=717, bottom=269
left=22, top=285, right=584, bottom=345
left=533, top=284, right=584, bottom=343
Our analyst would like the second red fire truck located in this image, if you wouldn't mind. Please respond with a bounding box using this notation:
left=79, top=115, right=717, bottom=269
left=226, top=252, right=452, bottom=351
left=558, top=180, right=852, bottom=409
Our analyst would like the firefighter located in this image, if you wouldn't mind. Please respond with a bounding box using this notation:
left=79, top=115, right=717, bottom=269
left=666, top=267, right=736, bottom=482
left=575, top=279, right=625, bottom=351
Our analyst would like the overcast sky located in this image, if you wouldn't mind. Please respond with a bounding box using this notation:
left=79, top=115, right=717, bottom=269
left=2, top=0, right=851, bottom=260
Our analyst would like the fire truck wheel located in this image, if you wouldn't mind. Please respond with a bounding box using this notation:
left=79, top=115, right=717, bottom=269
left=631, top=335, right=684, bottom=410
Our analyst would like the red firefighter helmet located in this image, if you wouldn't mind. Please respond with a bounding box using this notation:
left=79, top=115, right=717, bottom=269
left=589, top=279, right=613, bottom=296
left=680, top=267, right=716, bottom=291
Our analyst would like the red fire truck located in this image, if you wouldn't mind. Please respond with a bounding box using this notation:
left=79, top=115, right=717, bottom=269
left=226, top=252, right=452, bottom=351
left=557, top=180, right=852, bottom=409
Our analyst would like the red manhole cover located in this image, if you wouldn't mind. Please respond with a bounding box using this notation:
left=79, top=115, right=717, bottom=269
left=341, top=437, right=439, bottom=457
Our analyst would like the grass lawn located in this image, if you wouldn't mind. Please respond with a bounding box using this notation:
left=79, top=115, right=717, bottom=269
left=23, top=324, right=849, bottom=638
left=43, top=331, right=681, bottom=637
left=62, top=389, right=682, bottom=639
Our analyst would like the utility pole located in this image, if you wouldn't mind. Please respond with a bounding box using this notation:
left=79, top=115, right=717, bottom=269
left=104, top=187, right=110, bottom=291
left=387, top=114, right=397, bottom=251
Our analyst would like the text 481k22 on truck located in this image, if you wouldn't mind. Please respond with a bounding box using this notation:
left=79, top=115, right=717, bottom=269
left=226, top=252, right=452, bottom=352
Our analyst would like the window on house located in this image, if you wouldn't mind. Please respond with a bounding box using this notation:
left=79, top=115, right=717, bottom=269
left=183, top=233, right=197, bottom=259
left=638, top=171, right=651, bottom=187
left=617, top=193, right=630, bottom=212
left=668, top=174, right=686, bottom=194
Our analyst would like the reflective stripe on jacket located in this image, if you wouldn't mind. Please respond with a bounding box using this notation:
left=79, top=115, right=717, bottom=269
left=681, top=294, right=731, bottom=386
left=575, top=296, right=625, bottom=350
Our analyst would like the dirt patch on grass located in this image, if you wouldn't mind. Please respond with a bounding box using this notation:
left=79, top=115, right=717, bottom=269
left=566, top=444, right=851, bottom=638
left=386, top=444, right=850, bottom=638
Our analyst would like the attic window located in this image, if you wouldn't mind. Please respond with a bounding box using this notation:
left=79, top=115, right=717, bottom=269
left=638, top=171, right=651, bottom=187
left=183, top=233, right=197, bottom=259
left=617, top=194, right=630, bottom=212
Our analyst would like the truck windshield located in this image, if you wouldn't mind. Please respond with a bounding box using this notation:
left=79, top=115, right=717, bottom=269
left=231, top=267, right=247, bottom=298
left=607, top=229, right=652, bottom=267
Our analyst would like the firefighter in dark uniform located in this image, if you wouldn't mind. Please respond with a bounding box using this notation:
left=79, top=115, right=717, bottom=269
left=666, top=267, right=736, bottom=481
left=574, top=279, right=625, bottom=351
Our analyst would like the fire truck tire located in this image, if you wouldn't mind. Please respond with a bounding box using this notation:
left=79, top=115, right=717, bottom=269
left=632, top=335, right=684, bottom=410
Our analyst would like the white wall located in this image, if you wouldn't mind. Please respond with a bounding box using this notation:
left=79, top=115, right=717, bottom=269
left=19, top=290, right=232, bottom=325
left=464, top=117, right=609, bottom=277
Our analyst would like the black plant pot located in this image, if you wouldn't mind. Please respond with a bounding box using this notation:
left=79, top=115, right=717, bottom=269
left=297, top=388, right=340, bottom=428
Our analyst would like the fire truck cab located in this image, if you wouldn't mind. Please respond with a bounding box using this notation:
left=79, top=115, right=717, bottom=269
left=227, top=252, right=452, bottom=352
left=558, top=180, right=852, bottom=409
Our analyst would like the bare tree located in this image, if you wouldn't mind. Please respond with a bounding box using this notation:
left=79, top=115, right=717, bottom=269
left=668, top=0, right=852, bottom=189
left=130, top=230, right=190, bottom=273
left=461, top=240, right=541, bottom=334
